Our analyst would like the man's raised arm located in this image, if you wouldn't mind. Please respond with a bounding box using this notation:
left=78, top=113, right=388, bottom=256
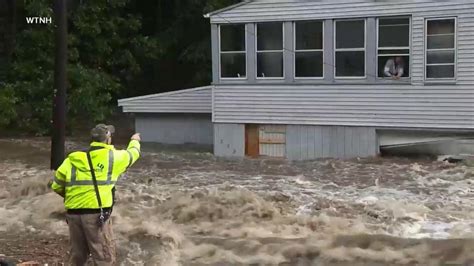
left=126, top=133, right=141, bottom=167
left=115, top=133, right=141, bottom=174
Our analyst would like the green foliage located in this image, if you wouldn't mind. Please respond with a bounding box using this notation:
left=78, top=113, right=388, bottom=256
left=67, top=64, right=117, bottom=125
left=2, top=0, right=240, bottom=134
left=0, top=85, right=17, bottom=126
left=3, top=0, right=159, bottom=134
left=4, top=0, right=55, bottom=134
left=71, top=0, right=160, bottom=88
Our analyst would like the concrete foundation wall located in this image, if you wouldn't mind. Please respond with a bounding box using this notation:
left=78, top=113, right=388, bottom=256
left=214, top=123, right=245, bottom=157
left=286, top=125, right=378, bottom=160
left=135, top=113, right=213, bottom=145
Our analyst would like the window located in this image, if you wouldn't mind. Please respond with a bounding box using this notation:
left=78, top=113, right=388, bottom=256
left=425, top=18, right=456, bottom=79
left=377, top=17, right=410, bottom=78
left=219, top=24, right=246, bottom=78
left=256, top=22, right=284, bottom=78
left=294, top=21, right=323, bottom=78
left=335, top=20, right=365, bottom=78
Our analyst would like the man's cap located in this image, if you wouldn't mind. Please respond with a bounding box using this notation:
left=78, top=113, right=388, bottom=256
left=91, top=124, right=115, bottom=141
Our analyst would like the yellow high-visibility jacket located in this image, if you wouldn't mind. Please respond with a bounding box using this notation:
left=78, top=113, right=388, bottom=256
left=51, top=140, right=140, bottom=210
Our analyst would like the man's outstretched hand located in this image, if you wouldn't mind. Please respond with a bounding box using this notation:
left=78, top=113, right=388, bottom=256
left=131, top=133, right=141, bottom=141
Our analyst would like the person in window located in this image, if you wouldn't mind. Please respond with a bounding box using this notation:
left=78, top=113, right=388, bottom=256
left=384, top=56, right=404, bottom=79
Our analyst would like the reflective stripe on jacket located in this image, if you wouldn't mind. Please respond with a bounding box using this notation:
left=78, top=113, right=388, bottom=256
left=51, top=140, right=140, bottom=210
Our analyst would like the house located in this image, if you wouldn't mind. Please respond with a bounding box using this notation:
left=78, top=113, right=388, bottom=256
left=119, top=0, right=474, bottom=160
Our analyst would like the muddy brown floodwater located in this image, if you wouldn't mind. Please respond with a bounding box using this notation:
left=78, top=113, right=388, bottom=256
left=0, top=138, right=473, bottom=265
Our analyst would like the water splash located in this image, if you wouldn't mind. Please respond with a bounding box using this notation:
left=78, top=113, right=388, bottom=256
left=0, top=138, right=473, bottom=264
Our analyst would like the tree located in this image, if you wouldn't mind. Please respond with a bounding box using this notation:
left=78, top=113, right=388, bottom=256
left=0, top=0, right=240, bottom=134
left=2, top=0, right=158, bottom=134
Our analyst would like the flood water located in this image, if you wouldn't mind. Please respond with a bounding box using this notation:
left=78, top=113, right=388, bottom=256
left=0, top=138, right=473, bottom=265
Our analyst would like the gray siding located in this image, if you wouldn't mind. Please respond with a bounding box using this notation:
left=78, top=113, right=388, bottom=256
left=136, top=114, right=213, bottom=145
left=213, top=84, right=474, bottom=129
left=286, top=125, right=378, bottom=160
left=214, top=123, right=245, bottom=157
left=118, top=86, right=212, bottom=113
left=210, top=1, right=474, bottom=85
left=210, top=2, right=474, bottom=132
left=210, top=1, right=474, bottom=24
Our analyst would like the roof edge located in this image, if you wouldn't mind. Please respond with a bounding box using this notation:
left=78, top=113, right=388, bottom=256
left=204, top=1, right=250, bottom=18
left=118, top=85, right=212, bottom=106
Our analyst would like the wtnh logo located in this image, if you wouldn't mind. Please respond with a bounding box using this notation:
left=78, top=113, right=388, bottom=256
left=26, top=17, right=52, bottom=24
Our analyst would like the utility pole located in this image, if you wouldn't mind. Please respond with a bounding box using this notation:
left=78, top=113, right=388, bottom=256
left=51, top=0, right=67, bottom=170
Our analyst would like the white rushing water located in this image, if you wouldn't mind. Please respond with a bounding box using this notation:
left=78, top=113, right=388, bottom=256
left=0, top=138, right=473, bottom=265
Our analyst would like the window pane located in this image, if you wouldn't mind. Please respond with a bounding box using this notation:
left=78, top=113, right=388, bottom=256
left=257, top=52, right=283, bottom=77
left=427, top=35, right=455, bottom=49
left=379, top=18, right=410, bottom=26
left=378, top=49, right=410, bottom=55
left=295, top=21, right=323, bottom=50
left=378, top=18, right=409, bottom=47
left=427, top=19, right=455, bottom=35
left=336, top=20, right=365, bottom=49
left=426, top=65, right=454, bottom=78
left=427, top=50, right=455, bottom=64
left=335, top=51, right=365, bottom=77
left=378, top=56, right=409, bottom=78
left=220, top=24, right=245, bottom=52
left=295, top=51, right=323, bottom=77
left=257, top=23, right=283, bottom=51
left=221, top=53, right=246, bottom=78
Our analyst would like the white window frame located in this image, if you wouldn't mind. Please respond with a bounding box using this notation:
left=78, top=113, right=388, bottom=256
left=424, top=17, right=457, bottom=81
left=218, top=24, right=247, bottom=80
left=293, top=20, right=324, bottom=80
left=334, top=19, right=367, bottom=79
left=255, top=22, right=285, bottom=80
left=376, top=16, right=412, bottom=79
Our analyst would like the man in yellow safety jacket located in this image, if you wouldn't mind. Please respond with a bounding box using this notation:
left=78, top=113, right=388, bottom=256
left=51, top=124, right=141, bottom=265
